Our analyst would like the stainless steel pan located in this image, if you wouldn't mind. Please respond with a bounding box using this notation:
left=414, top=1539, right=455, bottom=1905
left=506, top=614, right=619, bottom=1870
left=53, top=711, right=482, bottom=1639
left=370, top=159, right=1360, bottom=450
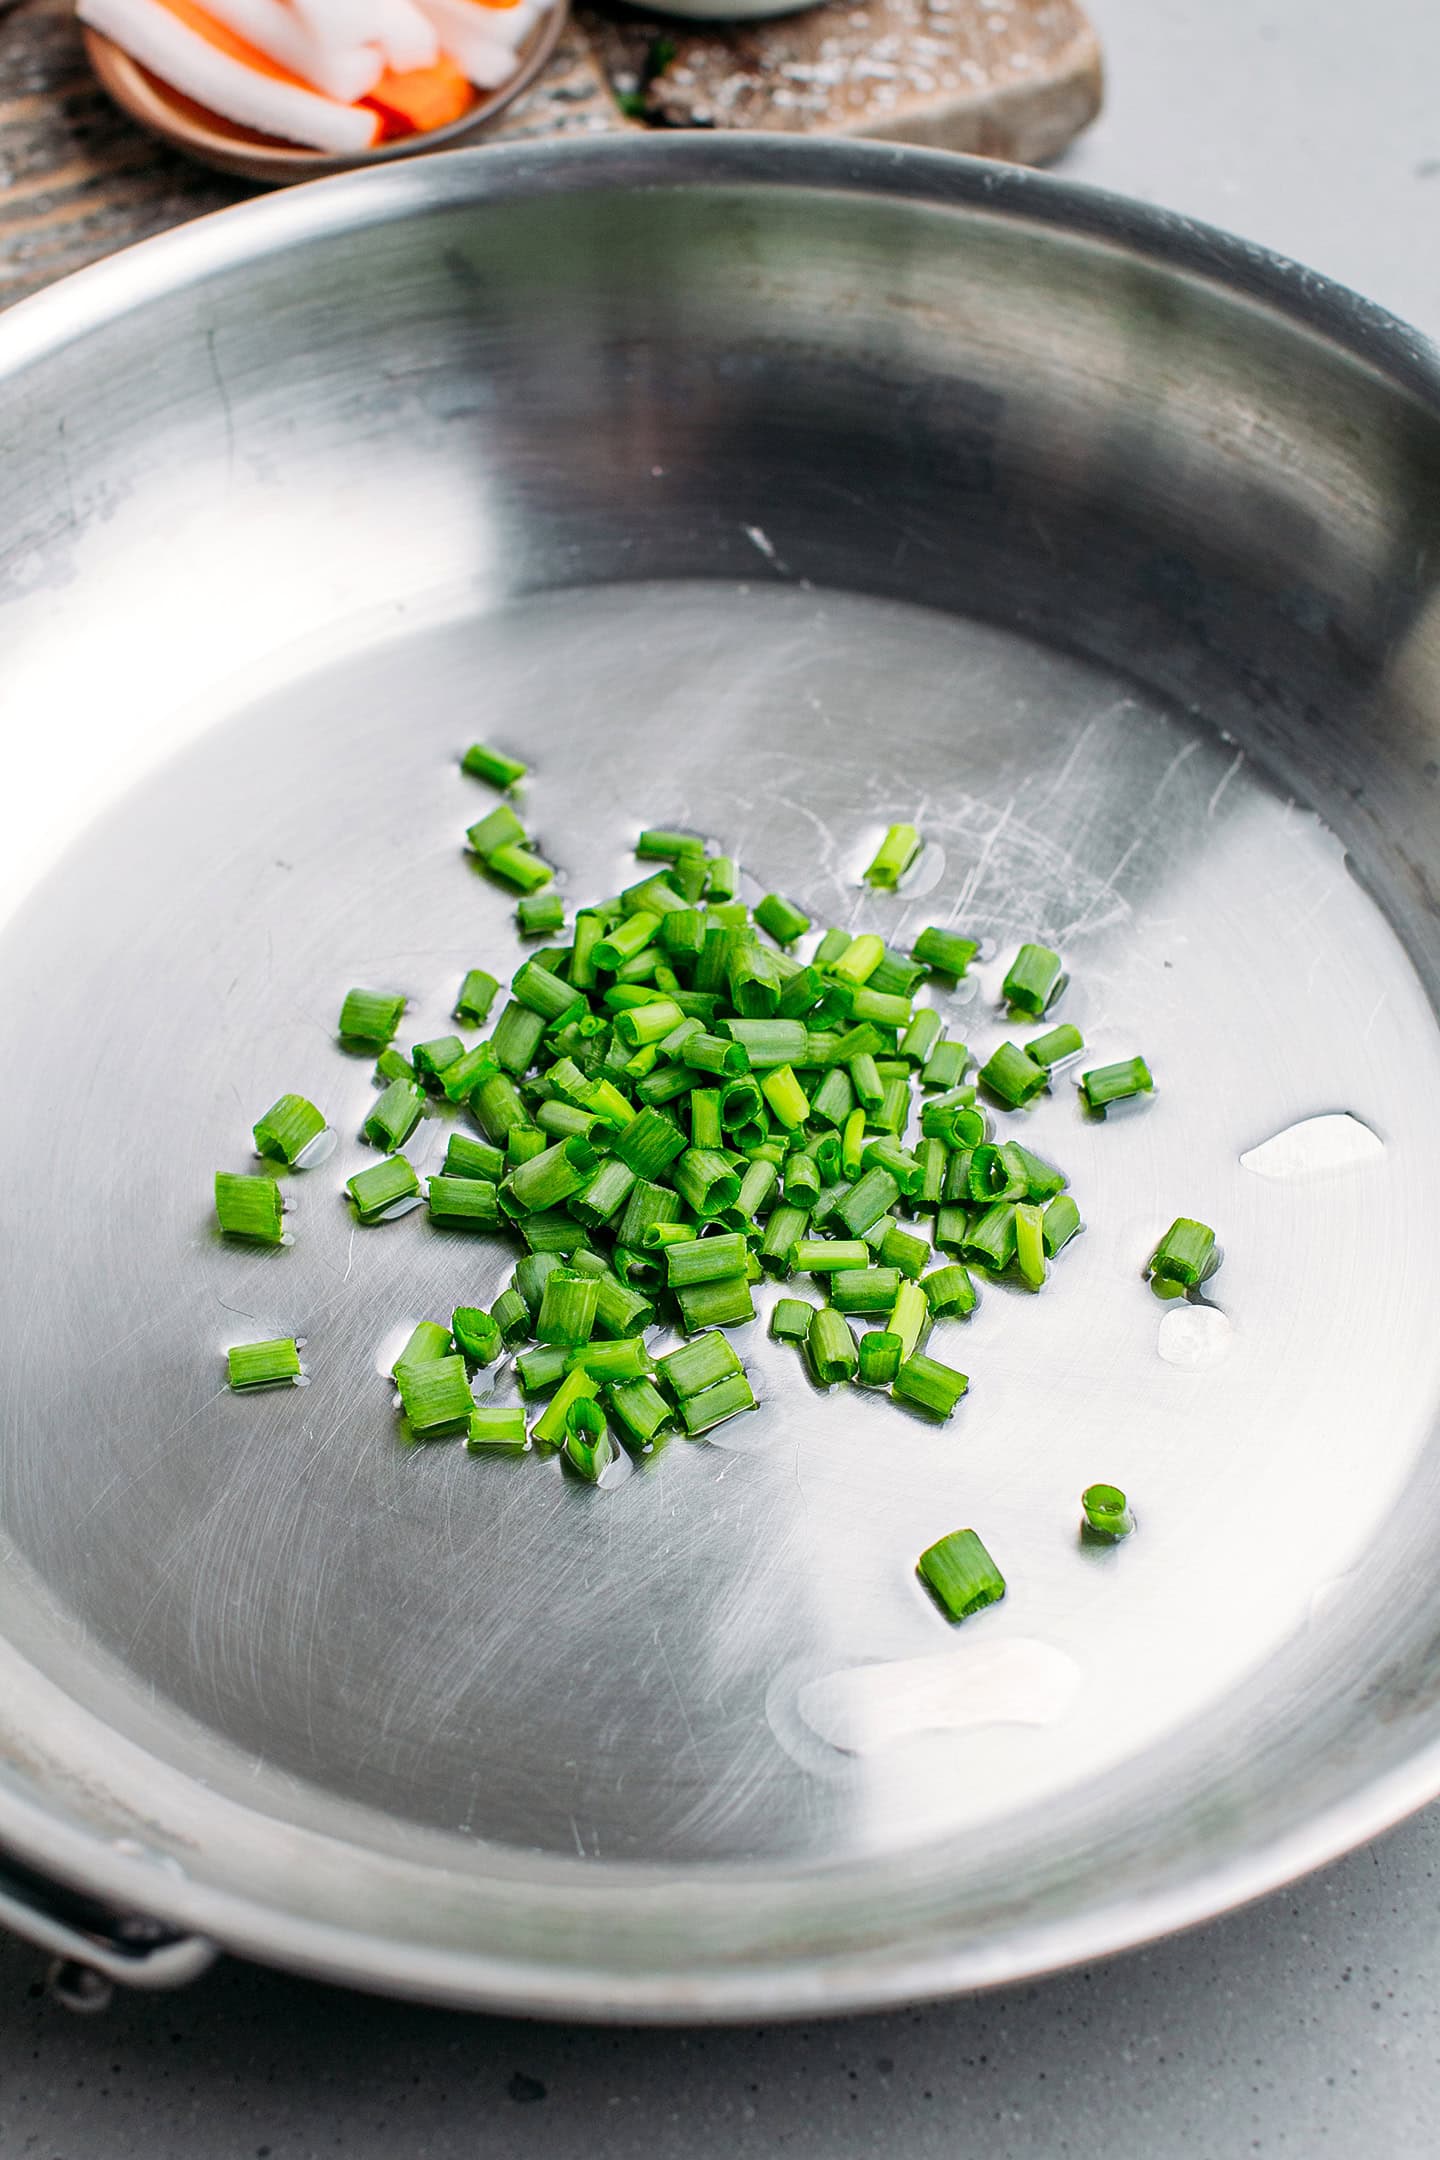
left=3, top=137, right=1440, bottom=2019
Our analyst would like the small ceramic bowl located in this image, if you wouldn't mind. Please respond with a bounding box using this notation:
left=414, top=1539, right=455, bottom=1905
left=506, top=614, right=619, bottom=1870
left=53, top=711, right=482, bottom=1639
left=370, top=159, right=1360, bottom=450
left=83, top=1, right=568, bottom=184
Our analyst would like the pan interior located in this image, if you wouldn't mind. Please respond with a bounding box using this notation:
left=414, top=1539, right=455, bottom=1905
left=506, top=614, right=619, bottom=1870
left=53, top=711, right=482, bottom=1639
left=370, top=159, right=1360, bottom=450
left=2, top=573, right=1437, bottom=1871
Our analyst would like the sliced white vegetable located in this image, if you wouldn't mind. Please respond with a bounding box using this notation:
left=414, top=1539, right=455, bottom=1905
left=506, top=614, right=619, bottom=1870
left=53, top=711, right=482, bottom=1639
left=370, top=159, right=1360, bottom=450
left=411, top=0, right=514, bottom=83
left=371, top=0, right=440, bottom=70
left=183, top=0, right=385, bottom=99
left=460, top=0, right=541, bottom=53
left=78, top=0, right=380, bottom=149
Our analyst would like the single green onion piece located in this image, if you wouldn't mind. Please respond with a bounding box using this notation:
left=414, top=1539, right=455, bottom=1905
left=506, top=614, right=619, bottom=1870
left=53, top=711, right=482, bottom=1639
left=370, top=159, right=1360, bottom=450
left=454, top=969, right=499, bottom=1026
left=847, top=1050, right=885, bottom=1110
left=461, top=743, right=527, bottom=789
left=563, top=1396, right=615, bottom=1483
left=1003, top=942, right=1066, bottom=1017
left=621, top=1188, right=684, bottom=1250
left=778, top=965, right=827, bottom=1020
left=836, top=1167, right=902, bottom=1239
left=536, top=1100, right=600, bottom=1145
left=592, top=911, right=661, bottom=971
left=1082, top=1482, right=1135, bottom=1541
left=489, top=1001, right=547, bottom=1075
left=967, top=1143, right=1027, bottom=1205
left=792, top=1238, right=869, bottom=1273
left=614, top=998, right=685, bottom=1049
left=754, top=893, right=812, bottom=945
left=912, top=928, right=978, bottom=978
left=567, top=1337, right=653, bottom=1381
left=531, top=1369, right=599, bottom=1451
left=784, top=1153, right=822, bottom=1212
left=607, top=1376, right=675, bottom=1449
left=724, top=1156, right=779, bottom=1232
left=1015, top=1202, right=1047, bottom=1288
left=980, top=1041, right=1049, bottom=1107
left=840, top=1107, right=867, bottom=1180
left=921, top=1039, right=969, bottom=1090
left=809, top=1066, right=855, bottom=1131
left=363, top=1077, right=425, bottom=1152
left=680, top=1371, right=756, bottom=1436
left=916, top=1136, right=947, bottom=1209
left=636, top=827, right=702, bottom=861
left=888, top=1279, right=931, bottom=1362
left=451, top=1307, right=501, bottom=1366
left=673, top=1148, right=741, bottom=1219
left=759, top=1202, right=809, bottom=1277
left=961, top=1200, right=1018, bottom=1272
left=705, top=856, right=737, bottom=901
left=1148, top=1216, right=1216, bottom=1287
left=515, top=1342, right=569, bottom=1398
left=487, top=842, right=554, bottom=895
left=410, top=1035, right=464, bottom=1090
left=811, top=1178, right=855, bottom=1231
left=426, top=1176, right=501, bottom=1230
left=466, top=1405, right=529, bottom=1455
left=346, top=1155, right=420, bottom=1226
left=683, top=1031, right=750, bottom=1077
left=471, top=1070, right=528, bottom=1144
left=215, top=1171, right=285, bottom=1245
left=1082, top=1056, right=1156, bottom=1113
left=512, top=961, right=583, bottom=1027
left=917, top=1528, right=1004, bottom=1619
left=898, top=1008, right=942, bottom=1066
left=569, top=913, right=607, bottom=991
left=933, top=1204, right=971, bottom=1254
left=440, top=1045, right=499, bottom=1106
left=515, top=1249, right=565, bottom=1317
left=466, top=803, right=527, bottom=859
left=875, top=1078, right=911, bottom=1137
left=861, top=1139, right=923, bottom=1198
left=858, top=1331, right=902, bottom=1388
left=1043, top=1193, right=1083, bottom=1256
left=521, top=1211, right=586, bottom=1254
left=666, top=1232, right=749, bottom=1287
left=831, top=933, right=885, bottom=987
left=879, top=1223, right=929, bottom=1279
left=253, top=1094, right=326, bottom=1166
left=509, top=1126, right=548, bottom=1169
left=849, top=988, right=913, bottom=1029
left=812, top=927, right=851, bottom=968
left=338, top=987, right=406, bottom=1050
left=373, top=1047, right=415, bottom=1085
left=868, top=947, right=927, bottom=998
left=761, top=1064, right=810, bottom=1130
left=1029, top=1022, right=1084, bottom=1068
left=388, top=1321, right=452, bottom=1378
left=536, top=1269, right=601, bottom=1345
left=614, top=1107, right=688, bottom=1178
left=502, top=1135, right=597, bottom=1216
left=571, top=1159, right=637, bottom=1232
left=657, top=1330, right=743, bottom=1400
left=830, top=1266, right=903, bottom=1315
left=892, top=1351, right=969, bottom=1420
left=516, top=890, right=565, bottom=937
left=676, top=1276, right=756, bottom=1333
left=227, top=1337, right=300, bottom=1391
left=863, top=823, right=921, bottom=889
left=770, top=1298, right=815, bottom=1343
left=396, top=1354, right=473, bottom=1441
left=489, top=1286, right=531, bottom=1346
left=922, top=1263, right=977, bottom=1318
left=622, top=873, right=688, bottom=918
left=718, top=1075, right=764, bottom=1131
left=719, top=1018, right=809, bottom=1070
left=806, top=1305, right=858, bottom=1386
left=808, top=1128, right=842, bottom=1182
left=688, top=1090, right=724, bottom=1151
left=726, top=940, right=781, bottom=1020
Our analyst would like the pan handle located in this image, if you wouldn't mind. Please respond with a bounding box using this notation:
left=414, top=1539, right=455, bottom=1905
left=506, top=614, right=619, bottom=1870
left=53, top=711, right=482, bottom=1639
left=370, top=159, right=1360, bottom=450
left=0, top=1854, right=218, bottom=2005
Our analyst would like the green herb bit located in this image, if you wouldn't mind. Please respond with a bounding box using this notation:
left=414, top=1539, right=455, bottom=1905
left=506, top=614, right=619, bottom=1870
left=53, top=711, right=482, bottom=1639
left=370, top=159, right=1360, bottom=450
left=979, top=1041, right=1049, bottom=1107
left=836, top=1168, right=902, bottom=1240
left=373, top=1048, right=415, bottom=1086
left=461, top=743, right=527, bottom=790
left=1043, top=1192, right=1083, bottom=1256
left=537, top=1269, right=601, bottom=1345
left=673, top=1148, right=741, bottom=1219
left=515, top=1250, right=564, bottom=1317
left=226, top=1337, right=301, bottom=1391
left=829, top=934, right=883, bottom=989
left=791, top=1238, right=869, bottom=1274
left=961, top=1200, right=1018, bottom=1273
left=567, top=1337, right=653, bottom=1382
left=680, top=1371, right=756, bottom=1436
left=675, top=1275, right=756, bottom=1334
left=1003, top=942, right=1066, bottom=1017
left=754, top=893, right=811, bottom=945
left=917, top=1528, right=1004, bottom=1620
left=1082, top=1056, right=1155, bottom=1113
left=338, top=987, right=406, bottom=1051
left=657, top=1330, right=743, bottom=1400
left=863, top=823, right=921, bottom=889
left=636, top=827, right=702, bottom=861
left=346, top=1154, right=420, bottom=1225
left=1014, top=1202, right=1047, bottom=1289
left=363, top=1077, right=424, bottom=1153
left=466, top=1405, right=529, bottom=1455
left=489, top=1286, right=531, bottom=1346
left=396, top=1354, right=473, bottom=1441
left=529, top=1368, right=598, bottom=1450
left=840, top=1108, right=867, bottom=1181
left=783, top=1154, right=822, bottom=1212
left=761, top=1064, right=810, bottom=1130
left=517, top=890, right=565, bottom=938
left=516, top=1344, right=569, bottom=1397
left=666, top=1232, right=749, bottom=1287
left=487, top=842, right=555, bottom=895
left=453, top=969, right=499, bottom=1026
left=879, top=1224, right=929, bottom=1280
left=442, top=1135, right=504, bottom=1185
left=564, top=1396, right=615, bottom=1483
left=759, top=1201, right=809, bottom=1277
left=888, top=1279, right=931, bottom=1362
left=921, top=1039, right=970, bottom=1091
left=966, top=1144, right=1027, bottom=1205
left=912, top=927, right=978, bottom=978
left=451, top=1307, right=501, bottom=1366
left=253, top=1093, right=326, bottom=1167
left=922, top=1264, right=977, bottom=1319
left=409, top=1036, right=463, bottom=1091
left=770, top=1298, right=815, bottom=1343
left=215, top=1171, right=285, bottom=1245
left=830, top=1267, right=902, bottom=1315
left=724, top=1156, right=779, bottom=1232
left=868, top=947, right=927, bottom=998
left=1029, top=1021, right=1084, bottom=1068
left=898, top=1008, right=942, bottom=1067
left=1082, top=1482, right=1135, bottom=1542
left=607, top=1376, right=675, bottom=1449
left=806, top=1305, right=858, bottom=1387
left=391, top=1320, right=452, bottom=1375
left=426, top=1176, right=500, bottom=1230
left=858, top=1331, right=902, bottom=1388
left=705, top=855, right=738, bottom=902
left=933, top=1205, right=971, bottom=1255
left=893, top=1351, right=968, bottom=1421
left=466, top=803, right=527, bottom=859
left=1148, top=1216, right=1216, bottom=1288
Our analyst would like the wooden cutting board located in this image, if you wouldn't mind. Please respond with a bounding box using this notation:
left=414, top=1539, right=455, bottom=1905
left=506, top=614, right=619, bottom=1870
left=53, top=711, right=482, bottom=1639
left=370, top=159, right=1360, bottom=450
left=0, top=0, right=1100, bottom=309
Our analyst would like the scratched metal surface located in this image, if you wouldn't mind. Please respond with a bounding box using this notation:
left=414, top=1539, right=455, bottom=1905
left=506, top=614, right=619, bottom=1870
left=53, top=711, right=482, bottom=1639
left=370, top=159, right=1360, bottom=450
left=3, top=139, right=1440, bottom=2015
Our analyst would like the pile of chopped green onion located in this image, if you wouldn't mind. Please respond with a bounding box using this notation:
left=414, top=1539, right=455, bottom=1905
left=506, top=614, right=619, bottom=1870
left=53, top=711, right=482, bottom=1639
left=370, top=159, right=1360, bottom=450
left=211, top=748, right=1224, bottom=1621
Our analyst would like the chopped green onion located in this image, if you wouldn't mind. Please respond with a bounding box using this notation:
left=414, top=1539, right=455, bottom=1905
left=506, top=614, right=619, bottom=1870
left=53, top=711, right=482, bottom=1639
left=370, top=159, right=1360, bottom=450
left=831, top=934, right=884, bottom=987
left=966, top=1144, right=1027, bottom=1204
left=614, top=997, right=685, bottom=1049
left=912, top=927, right=977, bottom=978
left=392, top=1320, right=452, bottom=1374
left=863, top=823, right=921, bottom=889
left=917, top=1528, right=1004, bottom=1619
left=916, top=1136, right=947, bottom=1209
left=792, top=1238, right=869, bottom=1273
left=979, top=1041, right=1049, bottom=1107
left=426, top=1176, right=501, bottom=1231
left=868, top=947, right=927, bottom=998
left=502, top=1135, right=597, bottom=1216
left=835, top=1167, right=902, bottom=1239
left=898, top=1008, right=942, bottom=1066
left=921, top=1040, right=970, bottom=1093
left=1002, top=942, right=1065, bottom=1017
left=666, top=1232, right=748, bottom=1287
left=840, top=1107, right=867, bottom=1179
left=759, top=1202, right=809, bottom=1276
left=514, top=1250, right=564, bottom=1317
left=487, top=842, right=554, bottom=894
left=770, top=1298, right=814, bottom=1343
left=879, top=1223, right=929, bottom=1279
left=1014, top=1202, right=1047, bottom=1288
left=567, top=1337, right=653, bottom=1381
left=636, top=827, right=702, bottom=861
left=892, top=1351, right=969, bottom=1420
left=806, top=1305, right=858, bottom=1386
left=466, top=1405, right=529, bottom=1455
left=411, top=1035, right=464, bottom=1090
left=472, top=1070, right=528, bottom=1144
left=783, top=1153, right=822, bottom=1212
left=1082, top=1482, right=1134, bottom=1541
left=680, top=1371, right=756, bottom=1435
left=466, top=803, right=527, bottom=859
left=516, top=891, right=565, bottom=938
left=537, top=1268, right=601, bottom=1344
left=830, top=1267, right=902, bottom=1315
left=1148, top=1216, right=1216, bottom=1288
left=338, top=987, right=406, bottom=1050
left=675, top=1275, right=756, bottom=1333
left=531, top=1366, right=599, bottom=1450
left=754, top=893, right=811, bottom=945
left=761, top=1063, right=810, bottom=1129
left=363, top=1077, right=425, bottom=1152
left=657, top=1330, right=742, bottom=1399
left=345, top=1154, right=419, bottom=1225
left=1082, top=1056, right=1155, bottom=1113
left=451, top=1307, right=501, bottom=1365
left=227, top=1337, right=301, bottom=1390
left=724, top=1156, right=779, bottom=1232
left=253, top=1094, right=326, bottom=1166
left=396, top=1354, right=473, bottom=1441
left=673, top=1148, right=741, bottom=1219
left=373, top=1047, right=415, bottom=1085
left=571, top=1159, right=637, bottom=1232
left=613, top=1107, right=687, bottom=1178
left=1043, top=1192, right=1083, bottom=1256
left=812, top=927, right=851, bottom=968
left=515, top=1343, right=570, bottom=1397
left=489, top=1000, right=547, bottom=1075
left=489, top=1286, right=531, bottom=1345
left=933, top=1203, right=971, bottom=1253
left=607, top=1376, right=675, bottom=1448
left=563, top=1396, right=614, bottom=1483
left=1028, top=1022, right=1084, bottom=1067
left=718, top=1075, right=763, bottom=1131
left=509, top=1126, right=548, bottom=1168
left=454, top=969, right=499, bottom=1026
left=705, top=856, right=737, bottom=901
left=848, top=988, right=912, bottom=1029
left=858, top=1331, right=902, bottom=1387
left=888, top=1278, right=931, bottom=1362
left=461, top=743, right=527, bottom=789
left=922, top=1264, right=977, bottom=1318
left=961, top=1201, right=1018, bottom=1273
left=214, top=1171, right=285, bottom=1245
left=440, top=1045, right=499, bottom=1106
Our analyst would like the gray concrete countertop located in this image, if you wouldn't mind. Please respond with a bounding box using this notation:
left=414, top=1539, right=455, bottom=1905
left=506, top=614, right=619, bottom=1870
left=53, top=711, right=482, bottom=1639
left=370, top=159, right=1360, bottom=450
left=3, top=4, right=1439, bottom=2153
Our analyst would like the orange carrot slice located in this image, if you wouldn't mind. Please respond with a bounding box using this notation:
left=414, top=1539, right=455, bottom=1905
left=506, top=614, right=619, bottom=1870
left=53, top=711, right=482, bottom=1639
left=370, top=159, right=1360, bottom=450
left=153, top=0, right=310, bottom=82
left=363, top=53, right=472, bottom=134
